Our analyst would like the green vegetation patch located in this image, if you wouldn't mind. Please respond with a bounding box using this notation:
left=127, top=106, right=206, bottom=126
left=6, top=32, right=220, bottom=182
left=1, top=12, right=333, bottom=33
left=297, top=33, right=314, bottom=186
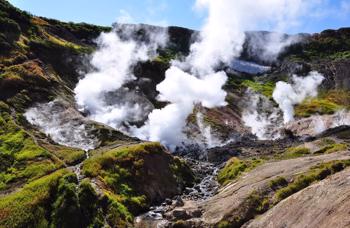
left=269, top=176, right=288, bottom=190
left=41, top=144, right=86, bottom=165
left=83, top=142, right=193, bottom=216
left=83, top=142, right=163, bottom=177
left=279, top=146, right=311, bottom=159
left=0, top=109, right=60, bottom=190
left=329, top=50, right=350, bottom=60
left=274, top=160, right=350, bottom=203
left=285, top=29, right=350, bottom=61
left=295, top=98, right=341, bottom=118
left=0, top=169, right=117, bottom=228
left=0, top=169, right=69, bottom=228
left=295, top=90, right=350, bottom=118
left=154, top=49, right=177, bottom=65
left=218, top=190, right=270, bottom=228
left=218, top=157, right=264, bottom=185
left=242, top=80, right=275, bottom=98
left=315, top=143, right=348, bottom=154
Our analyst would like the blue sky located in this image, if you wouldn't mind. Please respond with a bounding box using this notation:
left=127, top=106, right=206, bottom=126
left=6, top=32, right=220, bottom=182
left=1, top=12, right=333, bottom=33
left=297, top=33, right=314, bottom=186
left=8, top=0, right=350, bottom=34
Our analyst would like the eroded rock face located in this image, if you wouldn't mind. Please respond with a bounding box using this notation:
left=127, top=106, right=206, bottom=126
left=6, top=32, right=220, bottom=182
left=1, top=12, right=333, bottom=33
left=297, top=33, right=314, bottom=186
left=314, top=59, right=350, bottom=90
left=245, top=167, right=350, bottom=228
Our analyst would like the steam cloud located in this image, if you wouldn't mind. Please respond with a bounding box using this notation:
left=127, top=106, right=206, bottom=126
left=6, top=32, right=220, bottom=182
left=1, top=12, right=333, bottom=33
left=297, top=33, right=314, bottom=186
left=242, top=89, right=282, bottom=140
left=74, top=24, right=167, bottom=131
left=134, top=67, right=227, bottom=148
left=195, top=112, right=226, bottom=148
left=137, top=0, right=320, bottom=148
left=25, top=100, right=97, bottom=151
left=72, top=0, right=326, bottom=149
left=272, top=71, right=325, bottom=123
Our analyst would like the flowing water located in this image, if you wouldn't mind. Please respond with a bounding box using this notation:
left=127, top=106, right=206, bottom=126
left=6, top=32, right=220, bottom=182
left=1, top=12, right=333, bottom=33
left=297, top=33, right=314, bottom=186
left=134, top=158, right=220, bottom=228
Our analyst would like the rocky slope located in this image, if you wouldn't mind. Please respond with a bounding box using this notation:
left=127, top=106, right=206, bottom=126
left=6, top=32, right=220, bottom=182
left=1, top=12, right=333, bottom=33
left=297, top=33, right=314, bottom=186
left=1, top=0, right=350, bottom=228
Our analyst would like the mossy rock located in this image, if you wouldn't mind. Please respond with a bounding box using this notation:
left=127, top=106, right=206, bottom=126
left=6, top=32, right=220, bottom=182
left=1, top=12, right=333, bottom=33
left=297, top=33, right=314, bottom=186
left=218, top=157, right=264, bottom=185
left=83, top=142, right=194, bottom=213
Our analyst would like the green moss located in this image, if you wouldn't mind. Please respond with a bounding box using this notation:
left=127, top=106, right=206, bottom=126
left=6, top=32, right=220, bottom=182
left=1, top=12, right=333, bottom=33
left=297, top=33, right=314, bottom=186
left=83, top=142, right=163, bottom=178
left=103, top=191, right=134, bottom=227
left=0, top=110, right=60, bottom=190
left=220, top=190, right=270, bottom=228
left=218, top=157, right=264, bottom=185
left=50, top=173, right=82, bottom=228
left=170, top=156, right=195, bottom=187
left=269, top=176, right=288, bottom=190
left=218, top=221, right=232, bottom=228
left=279, top=146, right=311, bottom=159
left=329, top=50, right=350, bottom=60
left=42, top=145, right=86, bottom=165
left=82, top=142, right=193, bottom=220
left=275, top=160, right=350, bottom=202
left=153, top=49, right=177, bottom=64
left=295, top=98, right=341, bottom=118
left=315, top=143, right=348, bottom=154
left=0, top=169, right=69, bottom=228
left=294, top=89, right=350, bottom=118
left=242, top=80, right=275, bottom=98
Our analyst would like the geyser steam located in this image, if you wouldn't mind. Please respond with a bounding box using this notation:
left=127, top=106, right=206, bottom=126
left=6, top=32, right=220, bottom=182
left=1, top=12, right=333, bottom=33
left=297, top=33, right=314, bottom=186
left=133, top=67, right=227, bottom=148
left=74, top=25, right=167, bottom=131
left=73, top=0, right=325, bottom=149
left=25, top=100, right=97, bottom=151
left=137, top=0, right=317, bottom=148
left=272, top=71, right=325, bottom=123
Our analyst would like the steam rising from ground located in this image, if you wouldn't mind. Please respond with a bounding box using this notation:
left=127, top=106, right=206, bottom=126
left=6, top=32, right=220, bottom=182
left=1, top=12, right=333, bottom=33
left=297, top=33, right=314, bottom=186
left=74, top=25, right=167, bottom=131
left=25, top=100, right=97, bottom=151
left=272, top=71, right=325, bottom=123
left=243, top=72, right=325, bottom=139
left=71, top=0, right=327, bottom=149
left=136, top=0, right=315, bottom=148
left=133, top=67, right=227, bottom=148
left=285, top=110, right=350, bottom=136
left=195, top=112, right=225, bottom=148
left=242, top=89, right=282, bottom=140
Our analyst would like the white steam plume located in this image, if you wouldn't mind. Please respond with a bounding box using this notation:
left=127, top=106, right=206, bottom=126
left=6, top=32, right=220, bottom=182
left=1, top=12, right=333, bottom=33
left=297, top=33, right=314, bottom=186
left=24, top=100, right=97, bottom=151
left=74, top=25, right=167, bottom=131
left=242, top=89, right=282, bottom=140
left=134, top=67, right=227, bottom=149
left=246, top=32, right=302, bottom=63
left=135, top=0, right=323, bottom=149
left=188, top=0, right=319, bottom=70
left=272, top=71, right=325, bottom=123
left=195, top=112, right=224, bottom=148
left=73, top=0, right=326, bottom=149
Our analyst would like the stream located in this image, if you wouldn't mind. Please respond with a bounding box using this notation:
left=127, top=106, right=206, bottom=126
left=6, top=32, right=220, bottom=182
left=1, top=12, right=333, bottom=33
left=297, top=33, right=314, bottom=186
left=134, top=158, right=220, bottom=228
left=72, top=150, right=90, bottom=183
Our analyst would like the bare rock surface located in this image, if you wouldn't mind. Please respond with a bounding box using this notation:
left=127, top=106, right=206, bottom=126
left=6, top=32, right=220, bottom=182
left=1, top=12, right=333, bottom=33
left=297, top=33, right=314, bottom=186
left=197, top=150, right=350, bottom=226
left=245, top=167, right=350, bottom=228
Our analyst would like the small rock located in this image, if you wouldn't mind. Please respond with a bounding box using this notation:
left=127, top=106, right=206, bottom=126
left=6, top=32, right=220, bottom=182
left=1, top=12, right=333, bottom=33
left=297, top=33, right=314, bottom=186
left=174, top=196, right=184, bottom=207
left=172, top=209, right=191, bottom=220
left=190, top=209, right=202, bottom=218
left=165, top=198, right=172, bottom=205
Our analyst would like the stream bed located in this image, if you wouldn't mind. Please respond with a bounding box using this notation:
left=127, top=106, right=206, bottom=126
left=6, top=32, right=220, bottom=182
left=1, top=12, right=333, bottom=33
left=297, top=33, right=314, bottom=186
left=134, top=158, right=220, bottom=228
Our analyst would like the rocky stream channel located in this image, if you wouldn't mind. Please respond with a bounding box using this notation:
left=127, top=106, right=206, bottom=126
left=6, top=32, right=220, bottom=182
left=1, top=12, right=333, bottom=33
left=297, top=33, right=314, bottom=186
left=134, top=156, right=221, bottom=228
